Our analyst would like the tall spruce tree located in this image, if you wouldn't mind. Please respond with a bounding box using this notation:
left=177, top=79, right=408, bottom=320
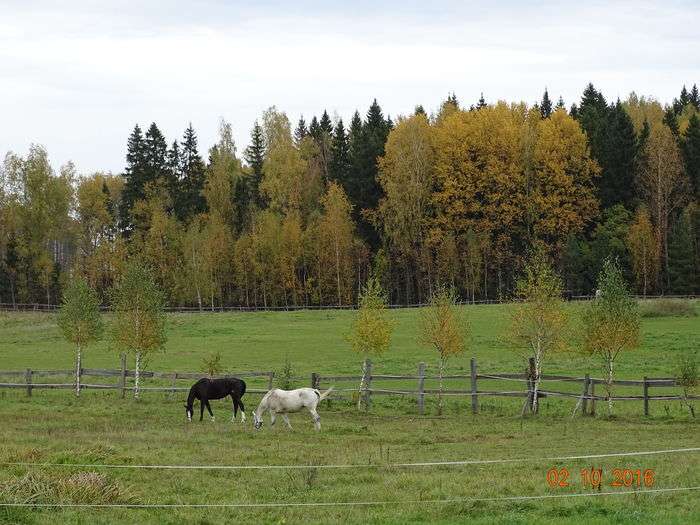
left=349, top=100, right=391, bottom=247
left=414, top=105, right=426, bottom=116
left=556, top=96, right=566, bottom=111
left=143, top=123, right=169, bottom=196
left=319, top=110, right=333, bottom=135
left=540, top=88, right=553, bottom=118
left=690, top=84, right=700, bottom=110
left=476, top=92, right=487, bottom=110
left=178, top=123, right=207, bottom=221
left=309, top=116, right=321, bottom=142
left=682, top=114, right=700, bottom=198
left=120, top=124, right=147, bottom=232
left=668, top=210, right=697, bottom=294
left=244, top=120, right=266, bottom=209
left=663, top=108, right=680, bottom=137
left=294, top=116, right=308, bottom=145
left=329, top=118, right=350, bottom=185
left=600, top=101, right=638, bottom=209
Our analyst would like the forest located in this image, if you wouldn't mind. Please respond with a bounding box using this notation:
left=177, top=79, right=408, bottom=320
left=0, top=83, right=698, bottom=308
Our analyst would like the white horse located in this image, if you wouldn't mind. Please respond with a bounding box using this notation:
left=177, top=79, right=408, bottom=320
left=253, top=387, right=334, bottom=431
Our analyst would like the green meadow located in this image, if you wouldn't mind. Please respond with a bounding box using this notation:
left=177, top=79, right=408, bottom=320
left=0, top=301, right=698, bottom=524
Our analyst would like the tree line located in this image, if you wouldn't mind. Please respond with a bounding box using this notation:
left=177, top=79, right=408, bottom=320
left=1, top=84, right=698, bottom=307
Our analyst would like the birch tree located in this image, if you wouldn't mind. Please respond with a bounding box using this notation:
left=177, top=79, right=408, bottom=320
left=627, top=206, right=660, bottom=296
left=348, top=275, right=394, bottom=409
left=57, top=277, right=103, bottom=396
left=582, top=258, right=640, bottom=416
left=418, top=286, right=468, bottom=414
left=509, top=251, right=568, bottom=413
left=110, top=260, right=167, bottom=399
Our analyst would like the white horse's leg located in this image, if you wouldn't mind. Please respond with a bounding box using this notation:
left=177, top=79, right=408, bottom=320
left=270, top=411, right=277, bottom=427
left=281, top=414, right=292, bottom=429
left=309, top=407, right=321, bottom=431
left=240, top=411, right=246, bottom=423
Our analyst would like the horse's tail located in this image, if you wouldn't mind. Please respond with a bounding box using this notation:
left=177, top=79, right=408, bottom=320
left=317, top=387, right=334, bottom=402
left=239, top=379, right=247, bottom=397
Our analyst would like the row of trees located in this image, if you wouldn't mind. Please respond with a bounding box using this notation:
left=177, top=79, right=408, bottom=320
left=2, top=85, right=698, bottom=307
left=349, top=254, right=642, bottom=416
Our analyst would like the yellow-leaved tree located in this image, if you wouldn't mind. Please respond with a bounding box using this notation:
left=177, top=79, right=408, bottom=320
left=509, top=251, right=569, bottom=414
left=348, top=275, right=395, bottom=410
left=418, top=286, right=468, bottom=414
left=582, top=258, right=640, bottom=416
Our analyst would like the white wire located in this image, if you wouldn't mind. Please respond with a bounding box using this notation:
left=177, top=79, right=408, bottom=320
left=0, top=485, right=698, bottom=508
left=4, top=447, right=698, bottom=471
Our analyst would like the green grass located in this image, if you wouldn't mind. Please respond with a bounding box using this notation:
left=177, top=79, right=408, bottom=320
left=0, top=302, right=698, bottom=524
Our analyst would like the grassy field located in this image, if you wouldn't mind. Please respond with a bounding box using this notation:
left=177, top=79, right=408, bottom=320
left=0, top=302, right=698, bottom=524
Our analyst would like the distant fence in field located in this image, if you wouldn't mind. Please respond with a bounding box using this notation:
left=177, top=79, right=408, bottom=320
left=0, top=356, right=696, bottom=417
left=1, top=295, right=697, bottom=313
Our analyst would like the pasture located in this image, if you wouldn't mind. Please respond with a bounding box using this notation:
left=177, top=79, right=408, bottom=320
left=0, top=302, right=698, bottom=524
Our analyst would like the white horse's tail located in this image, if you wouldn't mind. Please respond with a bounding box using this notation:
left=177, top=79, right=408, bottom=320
left=317, top=387, right=334, bottom=401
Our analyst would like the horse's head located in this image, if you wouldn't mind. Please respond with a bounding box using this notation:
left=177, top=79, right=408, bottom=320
left=253, top=412, right=263, bottom=430
left=184, top=404, right=193, bottom=422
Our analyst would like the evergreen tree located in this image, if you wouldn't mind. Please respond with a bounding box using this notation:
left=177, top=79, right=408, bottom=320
left=319, top=110, right=333, bottom=135
left=668, top=210, right=697, bottom=294
left=682, top=114, right=700, bottom=198
left=178, top=123, right=207, bottom=221
left=556, top=96, right=566, bottom=111
left=329, top=118, right=350, bottom=185
left=663, top=108, right=680, bottom=137
left=349, top=99, right=391, bottom=246
left=309, top=116, right=321, bottom=142
left=476, top=92, right=487, bottom=110
left=690, top=84, right=700, bottom=110
left=414, top=105, right=426, bottom=116
left=540, top=88, right=552, bottom=118
left=143, top=123, right=169, bottom=204
left=294, top=116, right=308, bottom=145
left=244, top=120, right=266, bottom=209
left=600, top=101, right=638, bottom=209
left=679, top=85, right=690, bottom=111
left=120, top=124, right=147, bottom=232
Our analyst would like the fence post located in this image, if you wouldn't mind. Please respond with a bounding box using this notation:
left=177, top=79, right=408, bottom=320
left=417, top=362, right=426, bottom=415
left=120, top=353, right=127, bottom=399
left=581, top=374, right=590, bottom=415
left=310, top=372, right=320, bottom=389
left=362, top=359, right=372, bottom=411
left=267, top=372, right=274, bottom=390
left=643, top=376, right=649, bottom=416
left=25, top=368, right=32, bottom=397
left=590, top=380, right=596, bottom=416
left=470, top=357, right=478, bottom=414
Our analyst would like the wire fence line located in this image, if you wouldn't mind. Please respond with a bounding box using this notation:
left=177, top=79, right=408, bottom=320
left=4, top=446, right=699, bottom=471
left=1, top=294, right=696, bottom=313
left=1, top=486, right=699, bottom=509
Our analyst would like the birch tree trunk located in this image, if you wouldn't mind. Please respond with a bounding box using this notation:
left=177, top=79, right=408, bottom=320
left=75, top=345, right=81, bottom=397
left=135, top=351, right=141, bottom=400
left=606, top=358, right=614, bottom=416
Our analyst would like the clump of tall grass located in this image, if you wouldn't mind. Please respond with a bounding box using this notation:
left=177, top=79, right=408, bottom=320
left=0, top=471, right=136, bottom=505
left=639, top=299, right=697, bottom=318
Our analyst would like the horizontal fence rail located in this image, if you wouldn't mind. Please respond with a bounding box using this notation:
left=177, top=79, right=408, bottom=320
left=0, top=356, right=696, bottom=418
left=1, top=295, right=696, bottom=313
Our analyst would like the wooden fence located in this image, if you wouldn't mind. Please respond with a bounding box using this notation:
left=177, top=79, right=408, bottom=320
left=0, top=356, right=696, bottom=416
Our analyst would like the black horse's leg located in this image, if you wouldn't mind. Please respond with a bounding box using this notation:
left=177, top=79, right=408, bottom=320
left=230, top=394, right=238, bottom=422
left=206, top=400, right=214, bottom=421
left=199, top=397, right=205, bottom=421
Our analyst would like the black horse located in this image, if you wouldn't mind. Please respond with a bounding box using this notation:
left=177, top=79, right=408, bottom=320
left=185, top=377, right=247, bottom=423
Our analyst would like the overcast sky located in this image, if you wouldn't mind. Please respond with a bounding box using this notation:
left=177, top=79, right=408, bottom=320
left=1, top=0, right=699, bottom=175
